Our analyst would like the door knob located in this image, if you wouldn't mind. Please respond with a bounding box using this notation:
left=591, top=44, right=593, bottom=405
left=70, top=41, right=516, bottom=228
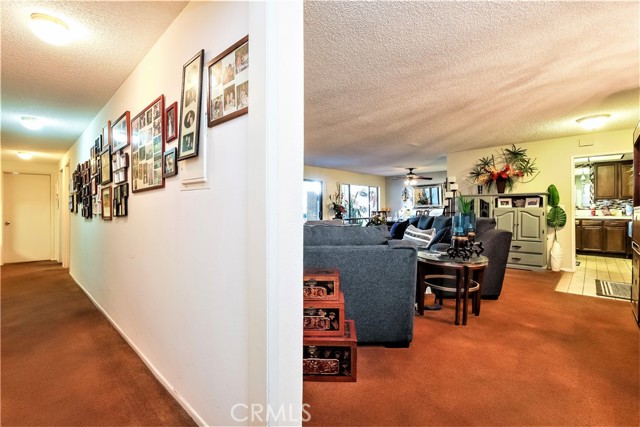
left=4, top=221, right=10, bottom=225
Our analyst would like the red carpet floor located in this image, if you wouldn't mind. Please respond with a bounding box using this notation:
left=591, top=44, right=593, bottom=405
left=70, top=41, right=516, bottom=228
left=304, top=269, right=640, bottom=426
left=1, top=261, right=196, bottom=427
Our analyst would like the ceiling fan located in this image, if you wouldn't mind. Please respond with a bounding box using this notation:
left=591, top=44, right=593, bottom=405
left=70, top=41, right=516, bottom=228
left=395, top=168, right=433, bottom=185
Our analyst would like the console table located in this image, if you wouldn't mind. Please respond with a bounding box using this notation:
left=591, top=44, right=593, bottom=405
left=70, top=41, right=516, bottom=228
left=416, top=252, right=488, bottom=325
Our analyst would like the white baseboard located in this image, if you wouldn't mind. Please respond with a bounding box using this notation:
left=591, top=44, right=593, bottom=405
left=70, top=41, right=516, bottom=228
left=69, top=273, right=207, bottom=426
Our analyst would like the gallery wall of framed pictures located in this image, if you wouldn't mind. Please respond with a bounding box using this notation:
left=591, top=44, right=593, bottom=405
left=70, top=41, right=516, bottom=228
left=71, top=35, right=250, bottom=223
left=131, top=95, right=165, bottom=193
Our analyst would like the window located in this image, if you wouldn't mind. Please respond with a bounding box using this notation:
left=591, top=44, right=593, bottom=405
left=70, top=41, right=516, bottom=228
left=303, top=179, right=323, bottom=221
left=341, top=184, right=380, bottom=225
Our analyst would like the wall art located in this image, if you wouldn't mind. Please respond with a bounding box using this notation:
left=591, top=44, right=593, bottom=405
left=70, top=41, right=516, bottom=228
left=178, top=50, right=204, bottom=160
left=111, top=111, right=131, bottom=152
left=165, top=102, right=178, bottom=143
left=131, top=95, right=165, bottom=192
left=113, top=183, right=129, bottom=217
left=163, top=147, right=178, bottom=177
left=101, top=186, right=112, bottom=220
left=100, top=146, right=112, bottom=185
left=112, top=151, right=129, bottom=185
left=207, top=36, right=248, bottom=129
left=102, top=121, right=112, bottom=149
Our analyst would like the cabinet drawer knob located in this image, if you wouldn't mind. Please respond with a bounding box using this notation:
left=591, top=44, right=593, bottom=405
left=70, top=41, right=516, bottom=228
left=512, top=245, right=522, bottom=249
left=511, top=257, right=522, bottom=262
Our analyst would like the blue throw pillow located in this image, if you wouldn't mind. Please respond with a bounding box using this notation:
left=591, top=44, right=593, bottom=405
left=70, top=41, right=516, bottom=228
left=427, top=226, right=451, bottom=249
left=432, top=215, right=452, bottom=231
left=417, top=215, right=435, bottom=230
left=389, top=219, right=410, bottom=239
left=408, top=216, right=420, bottom=227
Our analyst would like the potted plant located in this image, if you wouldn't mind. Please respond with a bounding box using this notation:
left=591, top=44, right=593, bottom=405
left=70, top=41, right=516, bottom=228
left=547, top=184, right=567, bottom=271
left=452, top=195, right=475, bottom=237
left=328, top=183, right=346, bottom=219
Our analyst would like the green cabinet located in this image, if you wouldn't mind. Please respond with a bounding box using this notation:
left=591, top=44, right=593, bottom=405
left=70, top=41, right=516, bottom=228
left=494, top=194, right=547, bottom=269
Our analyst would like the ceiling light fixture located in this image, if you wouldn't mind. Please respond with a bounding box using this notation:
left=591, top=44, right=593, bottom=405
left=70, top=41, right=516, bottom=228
left=576, top=114, right=611, bottom=131
left=17, top=152, right=33, bottom=160
left=30, top=13, right=71, bottom=46
left=404, top=178, right=417, bottom=186
left=20, top=116, right=44, bottom=130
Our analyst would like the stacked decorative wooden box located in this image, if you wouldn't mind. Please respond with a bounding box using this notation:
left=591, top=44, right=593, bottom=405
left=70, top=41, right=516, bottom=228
left=303, top=268, right=357, bottom=382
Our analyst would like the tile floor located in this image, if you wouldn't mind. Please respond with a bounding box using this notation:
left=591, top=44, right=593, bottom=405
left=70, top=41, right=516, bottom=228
left=555, top=253, right=632, bottom=297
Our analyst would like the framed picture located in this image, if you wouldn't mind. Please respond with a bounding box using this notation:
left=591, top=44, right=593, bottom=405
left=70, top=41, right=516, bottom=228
left=207, top=35, right=249, bottom=129
left=131, top=95, right=165, bottom=192
left=497, top=198, right=512, bottom=208
left=102, top=121, right=112, bottom=149
left=68, top=194, right=74, bottom=212
left=525, top=197, right=540, bottom=208
left=165, top=102, right=178, bottom=142
left=100, top=146, right=112, bottom=185
left=111, top=111, right=131, bottom=152
left=163, top=147, right=178, bottom=177
left=178, top=50, right=204, bottom=160
left=101, top=186, right=112, bottom=220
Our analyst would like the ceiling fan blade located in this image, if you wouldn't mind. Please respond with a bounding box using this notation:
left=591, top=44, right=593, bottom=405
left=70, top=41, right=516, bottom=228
left=415, top=176, right=433, bottom=180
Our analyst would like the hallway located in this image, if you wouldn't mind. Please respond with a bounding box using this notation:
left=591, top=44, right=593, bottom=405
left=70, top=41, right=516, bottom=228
left=1, top=261, right=195, bottom=426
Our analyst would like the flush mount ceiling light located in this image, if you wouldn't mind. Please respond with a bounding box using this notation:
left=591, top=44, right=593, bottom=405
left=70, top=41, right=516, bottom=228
left=21, top=116, right=44, bottom=130
left=30, top=13, right=71, bottom=45
left=17, top=152, right=33, bottom=160
left=576, top=114, right=611, bottom=131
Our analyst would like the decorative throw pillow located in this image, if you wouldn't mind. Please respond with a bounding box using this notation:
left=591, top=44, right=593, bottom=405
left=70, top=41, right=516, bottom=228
left=408, top=216, right=420, bottom=227
left=417, top=215, right=435, bottom=230
left=426, top=226, right=451, bottom=249
left=389, top=219, right=410, bottom=239
left=402, top=225, right=435, bottom=247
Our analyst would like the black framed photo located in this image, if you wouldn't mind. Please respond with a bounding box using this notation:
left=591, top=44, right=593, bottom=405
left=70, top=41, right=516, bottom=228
left=178, top=50, right=204, bottom=161
left=111, top=111, right=131, bottom=152
left=100, top=146, right=112, bottom=185
left=207, top=35, right=248, bottom=128
left=131, top=95, right=165, bottom=192
left=163, top=147, right=178, bottom=177
left=165, top=102, right=178, bottom=143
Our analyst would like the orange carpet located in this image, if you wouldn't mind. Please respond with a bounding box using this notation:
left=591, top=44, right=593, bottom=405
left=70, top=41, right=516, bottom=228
left=1, top=261, right=195, bottom=426
left=304, top=269, right=640, bottom=426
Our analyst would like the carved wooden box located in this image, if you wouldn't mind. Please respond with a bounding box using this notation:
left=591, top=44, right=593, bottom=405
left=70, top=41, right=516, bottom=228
left=303, top=291, right=345, bottom=337
left=303, top=268, right=341, bottom=301
left=303, top=320, right=357, bottom=382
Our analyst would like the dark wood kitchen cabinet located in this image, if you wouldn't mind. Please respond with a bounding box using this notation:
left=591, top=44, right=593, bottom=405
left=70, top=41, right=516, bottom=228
left=594, top=161, right=633, bottom=200
left=576, top=219, right=630, bottom=255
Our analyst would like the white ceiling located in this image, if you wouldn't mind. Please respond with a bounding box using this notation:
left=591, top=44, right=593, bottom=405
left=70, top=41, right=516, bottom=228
left=1, top=1, right=188, bottom=163
left=2, top=1, right=638, bottom=174
left=304, top=1, right=640, bottom=177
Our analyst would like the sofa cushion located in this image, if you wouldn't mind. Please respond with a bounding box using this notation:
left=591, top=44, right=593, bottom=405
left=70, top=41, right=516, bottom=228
left=417, top=215, right=435, bottom=230
left=408, top=216, right=420, bottom=227
left=304, top=224, right=389, bottom=246
left=402, top=225, right=435, bottom=247
left=389, top=219, right=410, bottom=239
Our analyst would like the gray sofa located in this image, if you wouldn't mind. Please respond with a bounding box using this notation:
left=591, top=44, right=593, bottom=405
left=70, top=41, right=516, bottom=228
left=303, top=224, right=417, bottom=346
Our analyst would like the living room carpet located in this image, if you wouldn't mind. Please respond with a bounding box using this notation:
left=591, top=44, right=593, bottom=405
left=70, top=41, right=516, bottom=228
left=595, top=279, right=632, bottom=300
left=1, top=261, right=196, bottom=427
left=304, top=269, right=640, bottom=426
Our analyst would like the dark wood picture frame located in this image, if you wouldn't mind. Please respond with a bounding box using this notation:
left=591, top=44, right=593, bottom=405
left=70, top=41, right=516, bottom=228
left=130, top=95, right=165, bottom=193
left=165, top=102, right=178, bottom=142
left=100, top=146, right=112, bottom=185
left=207, top=35, right=248, bottom=129
left=101, top=186, right=112, bottom=221
left=178, top=50, right=204, bottom=161
left=163, top=147, right=178, bottom=177
left=111, top=111, right=131, bottom=152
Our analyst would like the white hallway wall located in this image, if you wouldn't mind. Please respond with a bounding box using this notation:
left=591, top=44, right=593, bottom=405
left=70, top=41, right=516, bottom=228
left=59, top=2, right=302, bottom=425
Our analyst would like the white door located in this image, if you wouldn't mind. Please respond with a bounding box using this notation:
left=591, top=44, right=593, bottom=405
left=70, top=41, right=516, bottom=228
left=3, top=173, right=51, bottom=263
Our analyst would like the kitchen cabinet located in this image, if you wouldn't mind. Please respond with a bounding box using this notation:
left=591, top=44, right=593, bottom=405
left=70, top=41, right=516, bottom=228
left=575, top=218, right=630, bottom=255
left=594, top=161, right=633, bottom=200
left=494, top=193, right=547, bottom=269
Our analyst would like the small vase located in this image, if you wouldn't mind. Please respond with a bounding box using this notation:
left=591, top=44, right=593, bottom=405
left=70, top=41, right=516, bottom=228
left=334, top=211, right=343, bottom=220
left=496, top=179, right=507, bottom=194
